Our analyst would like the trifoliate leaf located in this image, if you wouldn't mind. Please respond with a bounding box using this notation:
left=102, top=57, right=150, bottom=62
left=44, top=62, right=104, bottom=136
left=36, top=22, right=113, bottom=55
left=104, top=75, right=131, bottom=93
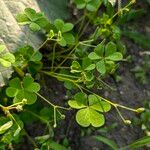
left=6, top=75, right=40, bottom=104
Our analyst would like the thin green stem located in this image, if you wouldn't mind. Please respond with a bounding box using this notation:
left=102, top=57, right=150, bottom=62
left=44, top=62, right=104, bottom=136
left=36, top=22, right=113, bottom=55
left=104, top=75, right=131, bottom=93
left=79, top=42, right=96, bottom=48
left=116, top=104, right=137, bottom=112
left=115, top=106, right=126, bottom=122
left=38, top=39, right=48, bottom=50
left=108, top=0, right=135, bottom=23
left=54, top=43, right=79, bottom=71
left=51, top=43, right=57, bottom=71
left=53, top=107, right=57, bottom=128
left=36, top=92, right=55, bottom=107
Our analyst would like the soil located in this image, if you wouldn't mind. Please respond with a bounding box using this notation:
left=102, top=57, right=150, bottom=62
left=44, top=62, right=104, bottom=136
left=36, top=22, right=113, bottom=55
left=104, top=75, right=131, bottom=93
left=17, top=1, right=150, bottom=150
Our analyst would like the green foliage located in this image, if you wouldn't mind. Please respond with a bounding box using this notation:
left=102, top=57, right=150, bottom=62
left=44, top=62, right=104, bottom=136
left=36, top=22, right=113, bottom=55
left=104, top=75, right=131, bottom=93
left=74, top=0, right=103, bottom=12
left=121, top=136, right=150, bottom=150
left=14, top=45, right=43, bottom=74
left=0, top=115, right=24, bottom=144
left=88, top=42, right=123, bottom=74
left=0, top=121, right=13, bottom=135
left=68, top=92, right=111, bottom=127
left=54, top=19, right=75, bottom=46
left=0, top=0, right=145, bottom=148
left=94, top=135, right=118, bottom=150
left=0, top=44, right=15, bottom=67
left=6, top=75, right=40, bottom=104
left=16, top=8, right=49, bottom=32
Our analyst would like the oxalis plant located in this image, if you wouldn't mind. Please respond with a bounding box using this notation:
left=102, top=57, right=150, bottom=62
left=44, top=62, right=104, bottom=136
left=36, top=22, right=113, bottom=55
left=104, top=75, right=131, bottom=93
left=0, top=0, right=145, bottom=149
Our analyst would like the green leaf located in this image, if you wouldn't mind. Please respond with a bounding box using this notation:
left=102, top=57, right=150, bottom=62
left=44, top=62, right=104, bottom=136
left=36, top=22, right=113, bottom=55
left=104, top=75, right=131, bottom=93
left=16, top=13, right=30, bottom=25
left=63, top=33, right=75, bottom=45
left=71, top=61, right=82, bottom=73
left=64, top=81, right=76, bottom=90
left=2, top=53, right=15, bottom=64
left=0, top=115, right=24, bottom=144
left=96, top=60, right=106, bottom=74
left=84, top=71, right=94, bottom=81
left=94, top=43, right=105, bottom=57
left=6, top=75, right=40, bottom=105
left=14, top=46, right=42, bottom=74
left=74, top=92, right=87, bottom=103
left=14, top=90, right=37, bottom=104
left=106, top=52, right=123, bottom=61
left=76, top=108, right=105, bottom=127
left=0, top=121, right=13, bottom=134
left=85, top=64, right=95, bottom=71
left=68, top=100, right=87, bottom=109
left=54, top=19, right=64, bottom=31
left=86, top=3, right=97, bottom=12
left=58, top=36, right=67, bottom=47
left=34, top=17, right=49, bottom=29
left=90, top=101, right=111, bottom=112
left=25, top=83, right=40, bottom=93
left=49, top=140, right=67, bottom=150
left=121, top=136, right=150, bottom=150
left=94, top=135, right=118, bottom=150
left=0, top=44, right=15, bottom=87
left=88, top=52, right=100, bottom=60
left=0, top=44, right=15, bottom=67
left=30, top=51, right=42, bottom=62
left=0, top=58, right=11, bottom=67
left=105, top=42, right=117, bottom=57
left=14, top=127, right=21, bottom=137
left=88, top=95, right=111, bottom=112
left=6, top=87, right=19, bottom=97
left=86, top=0, right=102, bottom=12
left=24, top=8, right=36, bottom=20
left=29, top=22, right=41, bottom=32
left=62, top=23, right=74, bottom=33
left=9, top=77, right=22, bottom=89
left=0, top=45, right=6, bottom=53
left=75, top=0, right=86, bottom=9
